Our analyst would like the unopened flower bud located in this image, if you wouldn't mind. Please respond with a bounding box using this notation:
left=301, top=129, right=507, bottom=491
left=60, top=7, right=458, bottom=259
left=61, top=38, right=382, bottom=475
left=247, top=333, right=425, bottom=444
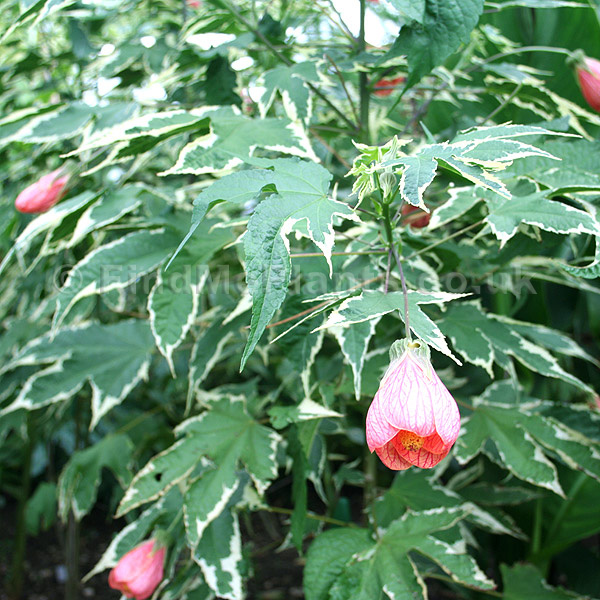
left=379, top=170, right=397, bottom=201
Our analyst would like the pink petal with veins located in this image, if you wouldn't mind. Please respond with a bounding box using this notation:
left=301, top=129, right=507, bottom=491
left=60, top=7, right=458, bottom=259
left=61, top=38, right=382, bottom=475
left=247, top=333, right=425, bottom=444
left=375, top=441, right=412, bottom=470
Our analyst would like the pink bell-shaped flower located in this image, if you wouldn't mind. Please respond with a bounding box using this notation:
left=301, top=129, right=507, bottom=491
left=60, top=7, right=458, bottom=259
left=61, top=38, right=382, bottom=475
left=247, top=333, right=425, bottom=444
left=576, top=55, right=600, bottom=113
left=108, top=539, right=166, bottom=600
left=15, top=169, right=69, bottom=214
left=366, top=339, right=460, bottom=470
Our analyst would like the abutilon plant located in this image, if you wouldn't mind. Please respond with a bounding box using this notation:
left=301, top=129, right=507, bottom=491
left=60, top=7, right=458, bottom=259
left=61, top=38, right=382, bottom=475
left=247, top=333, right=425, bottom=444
left=2, top=2, right=600, bottom=600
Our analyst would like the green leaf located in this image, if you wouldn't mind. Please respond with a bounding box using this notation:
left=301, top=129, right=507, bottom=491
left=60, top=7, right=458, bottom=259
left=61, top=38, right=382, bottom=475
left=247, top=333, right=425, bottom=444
left=321, top=289, right=468, bottom=362
left=278, top=296, right=326, bottom=398
left=383, top=0, right=485, bottom=88
left=25, top=482, right=57, bottom=535
left=304, top=528, right=374, bottom=600
left=149, top=221, right=232, bottom=371
left=65, top=185, right=145, bottom=248
left=429, top=186, right=483, bottom=230
left=241, top=158, right=356, bottom=370
left=387, top=0, right=426, bottom=22
left=192, top=508, right=243, bottom=600
left=538, top=471, right=600, bottom=559
left=560, top=236, right=600, bottom=279
left=184, top=459, right=240, bottom=549
left=373, top=469, right=524, bottom=538
left=258, top=62, right=319, bottom=122
left=438, top=302, right=494, bottom=375
left=53, top=229, right=177, bottom=329
left=177, top=397, right=281, bottom=495
left=438, top=301, right=593, bottom=392
left=307, top=508, right=493, bottom=600
left=501, top=563, right=583, bottom=599
left=332, top=319, right=379, bottom=400
left=17, top=102, right=94, bottom=142
left=268, top=397, right=342, bottom=429
left=357, top=125, right=562, bottom=209
left=187, top=314, right=246, bottom=411
left=167, top=169, right=273, bottom=265
left=117, top=437, right=209, bottom=517
left=58, top=434, right=133, bottom=521
left=162, top=107, right=315, bottom=176
left=70, top=109, right=210, bottom=155
left=0, top=191, right=97, bottom=277
left=489, top=0, right=586, bottom=8
left=1, top=320, right=155, bottom=428
left=484, top=192, right=600, bottom=247
left=455, top=382, right=600, bottom=494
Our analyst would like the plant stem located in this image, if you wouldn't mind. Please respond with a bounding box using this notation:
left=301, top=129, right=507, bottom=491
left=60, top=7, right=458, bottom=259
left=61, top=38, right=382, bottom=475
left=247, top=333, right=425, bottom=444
left=290, top=249, right=386, bottom=258
left=65, top=399, right=83, bottom=600
left=7, top=417, right=33, bottom=599
left=530, top=497, right=543, bottom=556
left=265, top=506, right=360, bottom=528
left=382, top=202, right=411, bottom=340
left=358, top=0, right=370, bottom=143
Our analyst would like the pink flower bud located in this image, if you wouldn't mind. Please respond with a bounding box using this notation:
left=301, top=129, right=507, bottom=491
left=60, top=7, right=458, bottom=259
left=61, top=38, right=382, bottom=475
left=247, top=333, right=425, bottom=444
left=366, top=339, right=460, bottom=470
left=576, top=56, right=600, bottom=113
left=401, top=203, right=431, bottom=229
left=373, top=76, right=405, bottom=97
left=15, top=169, right=69, bottom=214
left=108, top=539, right=166, bottom=600
left=187, top=0, right=201, bottom=7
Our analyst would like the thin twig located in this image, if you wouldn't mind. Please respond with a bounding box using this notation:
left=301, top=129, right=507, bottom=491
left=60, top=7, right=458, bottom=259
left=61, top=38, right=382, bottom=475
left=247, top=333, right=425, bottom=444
left=325, top=53, right=359, bottom=123
left=264, top=506, right=360, bottom=528
left=480, top=82, right=523, bottom=126
left=290, top=249, right=386, bottom=258
left=264, top=274, right=384, bottom=330
left=384, top=248, right=392, bottom=294
left=311, top=129, right=352, bottom=168
left=390, top=243, right=411, bottom=341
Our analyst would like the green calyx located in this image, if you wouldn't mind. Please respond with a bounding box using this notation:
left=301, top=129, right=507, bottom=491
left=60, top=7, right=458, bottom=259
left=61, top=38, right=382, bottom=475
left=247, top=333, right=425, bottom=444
left=389, top=338, right=432, bottom=373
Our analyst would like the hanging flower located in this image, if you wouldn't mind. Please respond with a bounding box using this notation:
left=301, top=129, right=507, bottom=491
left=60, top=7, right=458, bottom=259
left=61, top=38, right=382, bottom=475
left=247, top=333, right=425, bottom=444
left=15, top=169, right=69, bottom=214
left=373, top=76, right=406, bottom=97
left=401, top=203, right=431, bottom=228
left=108, top=539, right=166, bottom=600
left=366, top=339, right=460, bottom=470
left=576, top=55, right=600, bottom=112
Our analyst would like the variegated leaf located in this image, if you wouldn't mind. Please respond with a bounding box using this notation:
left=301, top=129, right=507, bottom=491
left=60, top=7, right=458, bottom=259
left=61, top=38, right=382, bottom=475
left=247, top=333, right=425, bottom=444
left=320, top=290, right=468, bottom=362
left=161, top=107, right=316, bottom=176
left=1, top=320, right=155, bottom=429
left=53, top=229, right=178, bottom=329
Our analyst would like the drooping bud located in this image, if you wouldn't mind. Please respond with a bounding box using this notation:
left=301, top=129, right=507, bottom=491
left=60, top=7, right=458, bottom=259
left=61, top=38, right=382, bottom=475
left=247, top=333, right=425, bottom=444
left=373, top=76, right=406, bottom=97
left=401, top=203, right=431, bottom=228
left=15, top=169, right=69, bottom=214
left=366, top=339, right=461, bottom=470
left=108, top=539, right=166, bottom=600
left=572, top=51, right=600, bottom=112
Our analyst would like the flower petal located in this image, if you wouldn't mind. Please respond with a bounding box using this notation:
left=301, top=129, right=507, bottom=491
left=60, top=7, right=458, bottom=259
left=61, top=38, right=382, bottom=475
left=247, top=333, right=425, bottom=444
left=375, top=441, right=412, bottom=470
left=366, top=392, right=399, bottom=451
left=377, top=354, right=436, bottom=437
left=392, top=435, right=449, bottom=469
left=422, top=432, right=448, bottom=454
left=430, top=371, right=461, bottom=446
